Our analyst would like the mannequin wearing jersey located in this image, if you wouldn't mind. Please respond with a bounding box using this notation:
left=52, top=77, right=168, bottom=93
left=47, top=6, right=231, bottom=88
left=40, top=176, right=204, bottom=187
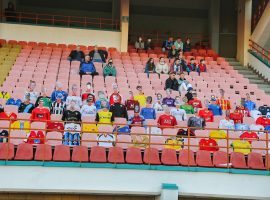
left=188, top=93, right=202, bottom=110
left=51, top=82, right=68, bottom=102
left=19, top=93, right=34, bottom=113
left=95, top=100, right=114, bottom=126
left=216, top=89, right=231, bottom=111
left=25, top=80, right=39, bottom=103
left=208, top=96, right=222, bottom=116
left=95, top=91, right=109, bottom=111
left=109, top=83, right=122, bottom=106
left=62, top=100, right=81, bottom=123
left=140, top=96, right=156, bottom=120
left=244, top=93, right=256, bottom=111
left=219, top=110, right=235, bottom=130
left=81, top=82, right=95, bottom=104
left=110, top=95, right=128, bottom=120
left=125, top=91, right=139, bottom=111
left=51, top=93, right=66, bottom=115
left=180, top=97, right=194, bottom=114
left=31, top=99, right=50, bottom=122
left=170, top=100, right=187, bottom=121
left=80, top=95, right=97, bottom=117
left=162, top=89, right=175, bottom=107
left=66, top=84, right=82, bottom=107
left=157, top=106, right=177, bottom=129
left=35, top=87, right=51, bottom=109
left=187, top=112, right=206, bottom=134
left=153, top=93, right=164, bottom=113
left=128, top=104, right=145, bottom=127
left=134, top=85, right=146, bottom=107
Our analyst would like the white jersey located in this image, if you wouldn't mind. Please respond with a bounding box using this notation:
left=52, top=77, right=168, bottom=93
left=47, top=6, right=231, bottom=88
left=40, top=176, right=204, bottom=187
left=250, top=110, right=262, bottom=120
left=64, top=123, right=81, bottom=134
left=170, top=108, right=187, bottom=121
left=153, top=102, right=164, bottom=112
left=25, top=91, right=39, bottom=103
left=146, top=127, right=162, bottom=135
left=66, top=95, right=82, bottom=107
left=97, top=134, right=115, bottom=148
left=249, top=124, right=265, bottom=134
left=219, top=119, right=235, bottom=130
left=80, top=104, right=97, bottom=117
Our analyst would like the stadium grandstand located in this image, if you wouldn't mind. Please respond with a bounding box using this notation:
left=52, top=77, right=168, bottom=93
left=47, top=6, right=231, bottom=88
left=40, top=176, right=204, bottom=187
left=0, top=0, right=269, bottom=199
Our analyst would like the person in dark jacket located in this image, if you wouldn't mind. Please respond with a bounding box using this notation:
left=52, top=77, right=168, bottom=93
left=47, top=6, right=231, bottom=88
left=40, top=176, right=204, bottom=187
left=162, top=37, right=174, bottom=52
left=68, top=46, right=85, bottom=61
left=165, top=71, right=179, bottom=91
left=183, top=38, right=192, bottom=52
left=79, top=55, right=99, bottom=78
left=144, top=58, right=156, bottom=77
left=109, top=95, right=128, bottom=120
left=89, top=45, right=108, bottom=63
left=144, top=38, right=154, bottom=51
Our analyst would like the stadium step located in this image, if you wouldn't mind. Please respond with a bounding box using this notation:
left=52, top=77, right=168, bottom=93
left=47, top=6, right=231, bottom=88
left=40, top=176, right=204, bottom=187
left=227, top=58, right=270, bottom=94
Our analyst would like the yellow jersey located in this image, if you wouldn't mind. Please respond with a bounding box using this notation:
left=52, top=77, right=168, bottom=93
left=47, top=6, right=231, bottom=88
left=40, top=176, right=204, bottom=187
left=209, top=130, right=227, bottom=141
left=82, top=123, right=98, bottom=133
left=0, top=92, right=11, bottom=100
left=134, top=94, right=146, bottom=107
left=165, top=137, right=183, bottom=150
left=96, top=111, right=113, bottom=125
left=10, top=120, right=31, bottom=133
left=231, top=140, right=251, bottom=154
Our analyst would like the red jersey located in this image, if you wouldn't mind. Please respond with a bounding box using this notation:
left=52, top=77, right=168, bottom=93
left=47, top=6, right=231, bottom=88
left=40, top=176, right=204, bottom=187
left=240, top=132, right=258, bottom=144
left=27, top=131, right=45, bottom=144
left=47, top=122, right=64, bottom=132
left=198, top=109, right=214, bottom=122
left=217, top=98, right=231, bottom=110
left=31, top=107, right=51, bottom=122
left=198, top=64, right=206, bottom=72
left=129, top=115, right=144, bottom=127
left=0, top=112, right=17, bottom=122
left=256, top=117, right=270, bottom=127
left=157, top=114, right=177, bottom=128
left=229, top=112, right=243, bottom=124
left=188, top=98, right=202, bottom=108
left=199, top=138, right=219, bottom=151
left=125, top=99, right=139, bottom=111
left=109, top=93, right=122, bottom=105
left=236, top=106, right=250, bottom=117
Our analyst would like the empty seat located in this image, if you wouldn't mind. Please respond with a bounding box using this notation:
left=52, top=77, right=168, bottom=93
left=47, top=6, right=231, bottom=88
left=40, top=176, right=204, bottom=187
left=72, top=146, right=89, bottom=162
left=108, top=147, right=125, bottom=163
left=126, top=147, right=143, bottom=164
left=89, top=146, right=106, bottom=163
left=161, top=148, right=178, bottom=165
left=15, top=143, right=33, bottom=160
left=46, top=131, right=63, bottom=146
left=178, top=149, right=196, bottom=166
left=247, top=152, right=265, bottom=170
left=143, top=148, right=161, bottom=165
left=53, top=145, right=70, bottom=161
left=213, top=151, right=229, bottom=168
left=34, top=144, right=52, bottom=161
left=0, top=143, right=14, bottom=160
left=230, top=152, right=248, bottom=169
left=196, top=150, right=213, bottom=167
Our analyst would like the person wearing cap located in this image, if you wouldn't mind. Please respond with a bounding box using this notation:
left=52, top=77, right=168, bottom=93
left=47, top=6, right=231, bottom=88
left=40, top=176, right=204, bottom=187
left=170, top=100, right=187, bottom=121
left=62, top=100, right=81, bottom=122
left=51, top=82, right=68, bottom=102
left=109, top=95, right=128, bottom=120
left=51, top=93, right=66, bottom=115
left=81, top=82, right=95, bottom=104
left=153, top=93, right=164, bottom=113
left=109, top=83, right=122, bottom=106
left=140, top=96, right=156, bottom=120
left=103, top=58, right=116, bottom=77
left=216, top=89, right=231, bottom=111
left=125, top=91, right=140, bottom=111
left=95, top=91, right=109, bottom=111
left=162, top=89, right=175, bottom=107
left=180, top=97, right=195, bottom=114
left=134, top=85, right=147, bottom=107
left=80, top=95, right=97, bottom=117
left=35, top=87, right=51, bottom=109
left=178, top=73, right=193, bottom=94
left=157, top=106, right=177, bottom=129
left=66, top=84, right=82, bottom=107
left=31, top=99, right=51, bottom=122
left=128, top=104, right=145, bottom=127
left=95, top=100, right=114, bottom=126
left=165, top=71, right=179, bottom=91
left=18, top=93, right=34, bottom=113
left=208, top=96, right=222, bottom=116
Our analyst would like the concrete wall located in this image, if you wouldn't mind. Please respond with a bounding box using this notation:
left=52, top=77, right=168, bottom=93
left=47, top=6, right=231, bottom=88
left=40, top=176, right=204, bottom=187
left=0, top=23, right=121, bottom=49
left=0, top=166, right=269, bottom=199
left=248, top=52, right=270, bottom=81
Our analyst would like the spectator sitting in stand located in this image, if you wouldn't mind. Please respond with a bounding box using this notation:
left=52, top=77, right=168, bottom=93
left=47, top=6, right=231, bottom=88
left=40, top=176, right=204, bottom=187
left=35, top=87, right=51, bottom=109
left=81, top=82, right=95, bottom=104
left=155, top=57, right=169, bottom=75
left=66, top=84, right=82, bottom=107
left=183, top=38, right=192, bottom=52
left=174, top=38, right=184, bottom=52
left=19, top=93, right=34, bottom=113
left=89, top=45, right=108, bottom=63
left=140, top=96, right=156, bottom=120
left=144, top=38, right=153, bottom=51
left=51, top=82, right=68, bottom=102
left=162, top=37, right=174, bottom=52
left=162, top=89, right=175, bottom=107
left=103, top=58, right=116, bottom=77
left=135, top=36, right=145, bottom=51
left=68, top=45, right=85, bottom=62
left=187, top=58, right=197, bottom=75
left=168, top=45, right=178, bottom=59
left=178, top=73, right=193, bottom=94
left=165, top=71, right=179, bottom=91
left=177, top=52, right=188, bottom=72
left=144, top=58, right=156, bottom=77
left=197, top=59, right=207, bottom=75
left=171, top=58, right=183, bottom=74
left=79, top=55, right=99, bottom=78
left=153, top=93, right=164, bottom=113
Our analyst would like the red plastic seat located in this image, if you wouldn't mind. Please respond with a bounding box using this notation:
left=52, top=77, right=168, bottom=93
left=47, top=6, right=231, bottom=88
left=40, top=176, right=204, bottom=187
left=126, top=147, right=143, bottom=164
left=143, top=148, right=161, bottom=165
left=72, top=146, right=89, bottom=162
left=213, top=151, right=229, bottom=168
left=161, top=148, right=178, bottom=165
left=196, top=150, right=213, bottom=167
left=89, top=146, right=106, bottom=163
left=178, top=149, right=196, bottom=166
left=53, top=145, right=70, bottom=161
left=108, top=147, right=125, bottom=163
left=247, top=152, right=265, bottom=170
left=230, top=152, right=248, bottom=169
left=0, top=143, right=14, bottom=160
left=15, top=143, right=33, bottom=160
left=34, top=144, right=52, bottom=161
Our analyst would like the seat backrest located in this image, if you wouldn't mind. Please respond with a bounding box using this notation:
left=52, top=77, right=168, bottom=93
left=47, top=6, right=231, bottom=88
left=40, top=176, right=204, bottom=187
left=213, top=151, right=229, bottom=168
left=161, top=148, right=178, bottom=165
left=53, top=145, right=70, bottom=161
left=81, top=133, right=97, bottom=147
left=178, top=149, right=196, bottom=166
left=196, top=150, right=213, bottom=167
left=230, top=152, right=248, bottom=169
left=72, top=145, right=89, bottom=162
left=0, top=143, right=14, bottom=160
left=150, top=136, right=165, bottom=150
left=15, top=143, right=33, bottom=160
left=98, top=125, right=114, bottom=134
left=108, top=147, right=125, bottom=163
left=126, top=147, right=143, bottom=164
left=46, top=131, right=62, bottom=146
left=31, top=122, right=46, bottom=131
left=143, top=147, right=161, bottom=165
left=34, top=144, right=52, bottom=161
left=163, top=128, right=177, bottom=137
left=251, top=141, right=266, bottom=155
left=116, top=135, right=131, bottom=149
left=10, top=130, right=27, bottom=145
left=247, top=152, right=265, bottom=170
left=89, top=146, right=106, bottom=163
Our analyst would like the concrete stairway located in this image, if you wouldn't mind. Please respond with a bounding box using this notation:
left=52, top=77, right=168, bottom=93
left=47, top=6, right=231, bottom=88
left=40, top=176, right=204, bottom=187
left=226, top=58, right=270, bottom=94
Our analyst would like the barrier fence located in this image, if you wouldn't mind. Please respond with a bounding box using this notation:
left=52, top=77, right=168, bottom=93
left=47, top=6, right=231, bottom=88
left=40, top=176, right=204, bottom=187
left=0, top=117, right=269, bottom=170
left=249, top=39, right=270, bottom=64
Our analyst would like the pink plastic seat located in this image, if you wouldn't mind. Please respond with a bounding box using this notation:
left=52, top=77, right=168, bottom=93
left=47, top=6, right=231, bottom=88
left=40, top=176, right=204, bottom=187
left=196, top=150, right=214, bottom=167
left=143, top=148, right=161, bottom=165
left=161, top=148, right=178, bottom=165
left=108, top=147, right=125, bottom=163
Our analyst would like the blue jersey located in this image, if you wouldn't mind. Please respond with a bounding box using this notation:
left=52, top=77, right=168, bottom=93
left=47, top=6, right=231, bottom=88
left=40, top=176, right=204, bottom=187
left=244, top=100, right=256, bottom=111
left=140, top=107, right=156, bottom=120
left=51, top=90, right=68, bottom=102
left=208, top=104, right=222, bottom=116
left=235, top=123, right=250, bottom=131
left=264, top=125, right=270, bottom=133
